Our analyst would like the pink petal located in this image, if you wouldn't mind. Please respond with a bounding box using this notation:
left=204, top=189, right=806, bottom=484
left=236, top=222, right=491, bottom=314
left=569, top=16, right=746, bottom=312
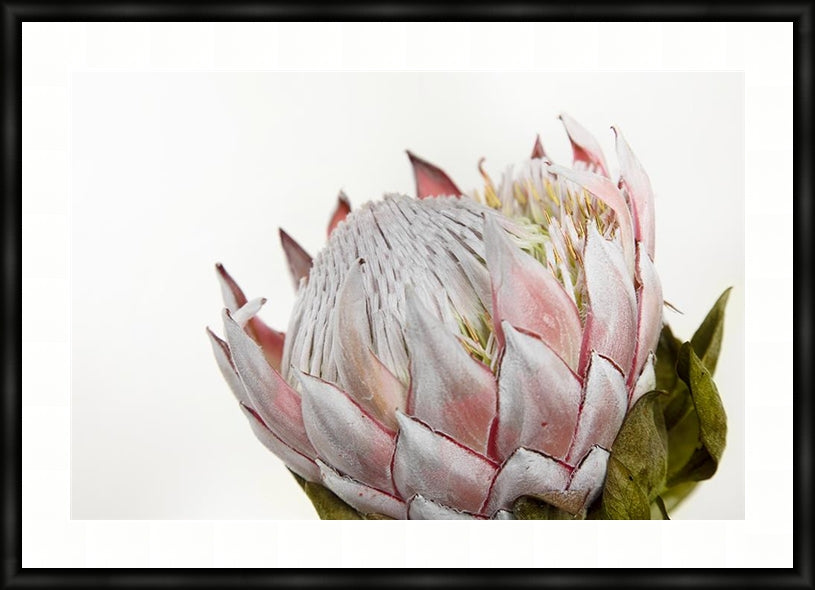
left=223, top=309, right=314, bottom=458
left=278, top=228, right=313, bottom=290
left=558, top=113, right=610, bottom=176
left=331, top=261, right=407, bottom=429
left=297, top=370, right=397, bottom=495
left=318, top=460, right=405, bottom=519
left=407, top=495, right=485, bottom=520
left=482, top=447, right=572, bottom=515
left=631, top=353, right=656, bottom=408
left=494, top=323, right=582, bottom=461
left=547, top=164, right=635, bottom=275
left=567, top=353, right=628, bottom=464
left=215, top=263, right=285, bottom=370
left=531, top=134, right=546, bottom=159
left=406, top=150, right=463, bottom=199
left=327, top=191, right=351, bottom=237
left=630, top=244, right=663, bottom=386
left=567, top=444, right=610, bottom=512
left=239, top=403, right=320, bottom=482
left=206, top=327, right=251, bottom=407
left=405, top=290, right=497, bottom=455
left=484, top=214, right=582, bottom=369
left=392, top=413, right=498, bottom=514
left=256, top=327, right=285, bottom=373
left=613, top=126, right=656, bottom=260
left=578, top=224, right=638, bottom=378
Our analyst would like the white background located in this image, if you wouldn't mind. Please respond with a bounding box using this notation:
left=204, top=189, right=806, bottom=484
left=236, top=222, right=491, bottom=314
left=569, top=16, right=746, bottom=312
left=23, top=22, right=791, bottom=567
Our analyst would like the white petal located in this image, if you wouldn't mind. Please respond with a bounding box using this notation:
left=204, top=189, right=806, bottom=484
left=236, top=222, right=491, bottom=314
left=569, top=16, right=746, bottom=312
left=484, top=214, right=582, bottom=369
left=631, top=244, right=663, bottom=384
left=232, top=297, right=265, bottom=328
left=579, top=224, right=638, bottom=378
left=239, top=404, right=320, bottom=482
left=331, top=260, right=407, bottom=429
left=405, top=289, right=496, bottom=454
left=631, top=353, right=656, bottom=408
left=495, top=323, right=582, bottom=461
left=567, top=353, right=628, bottom=463
left=567, top=445, right=611, bottom=513
left=407, top=495, right=484, bottom=520
left=224, top=309, right=314, bottom=457
left=613, top=126, right=656, bottom=259
left=491, top=510, right=516, bottom=520
left=297, top=370, right=397, bottom=495
left=392, top=413, right=497, bottom=514
left=207, top=327, right=250, bottom=406
left=482, top=447, right=572, bottom=515
left=318, top=460, right=405, bottom=519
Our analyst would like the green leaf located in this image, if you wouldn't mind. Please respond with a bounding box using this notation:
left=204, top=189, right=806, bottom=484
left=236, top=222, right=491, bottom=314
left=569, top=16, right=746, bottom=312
left=667, top=343, right=728, bottom=486
left=288, top=468, right=363, bottom=520
left=513, top=495, right=577, bottom=520
left=599, top=456, right=651, bottom=519
left=654, top=324, right=693, bottom=433
left=652, top=496, right=670, bottom=520
left=608, top=390, right=668, bottom=502
left=302, top=481, right=363, bottom=520
left=363, top=513, right=395, bottom=520
left=665, top=405, right=701, bottom=481
left=690, top=287, right=732, bottom=375
left=654, top=324, right=683, bottom=395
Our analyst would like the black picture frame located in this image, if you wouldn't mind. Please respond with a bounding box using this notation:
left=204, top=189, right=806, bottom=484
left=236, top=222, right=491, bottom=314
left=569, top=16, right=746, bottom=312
left=2, top=3, right=811, bottom=587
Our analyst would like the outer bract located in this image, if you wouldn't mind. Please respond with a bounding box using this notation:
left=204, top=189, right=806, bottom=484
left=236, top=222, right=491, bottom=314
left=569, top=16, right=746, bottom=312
left=208, top=115, right=663, bottom=519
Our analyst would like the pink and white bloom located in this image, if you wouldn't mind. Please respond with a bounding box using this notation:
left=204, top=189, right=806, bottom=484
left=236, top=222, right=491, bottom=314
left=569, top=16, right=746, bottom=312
left=208, top=115, right=663, bottom=519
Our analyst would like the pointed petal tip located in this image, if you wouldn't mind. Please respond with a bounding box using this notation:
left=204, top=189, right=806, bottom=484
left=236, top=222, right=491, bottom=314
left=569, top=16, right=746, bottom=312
left=328, top=191, right=352, bottom=236
left=531, top=134, right=546, bottom=159
left=279, top=228, right=313, bottom=288
left=558, top=113, right=610, bottom=176
left=215, top=261, right=251, bottom=311
left=406, top=150, right=462, bottom=199
left=289, top=365, right=309, bottom=387
left=394, top=410, right=416, bottom=437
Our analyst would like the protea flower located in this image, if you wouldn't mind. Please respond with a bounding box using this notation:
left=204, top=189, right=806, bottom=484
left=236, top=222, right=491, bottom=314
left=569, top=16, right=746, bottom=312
left=208, top=114, right=727, bottom=520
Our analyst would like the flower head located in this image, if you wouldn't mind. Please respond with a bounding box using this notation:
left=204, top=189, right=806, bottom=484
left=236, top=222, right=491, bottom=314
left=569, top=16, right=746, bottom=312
left=209, top=115, right=671, bottom=519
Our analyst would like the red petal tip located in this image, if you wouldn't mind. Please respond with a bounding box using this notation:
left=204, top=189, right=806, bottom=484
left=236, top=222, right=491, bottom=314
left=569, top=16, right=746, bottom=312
left=531, top=134, right=546, bottom=159
left=328, top=191, right=352, bottom=236
left=406, top=150, right=462, bottom=199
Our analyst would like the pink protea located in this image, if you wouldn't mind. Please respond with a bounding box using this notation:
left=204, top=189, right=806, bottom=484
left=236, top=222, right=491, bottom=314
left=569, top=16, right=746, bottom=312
left=208, top=115, right=664, bottom=519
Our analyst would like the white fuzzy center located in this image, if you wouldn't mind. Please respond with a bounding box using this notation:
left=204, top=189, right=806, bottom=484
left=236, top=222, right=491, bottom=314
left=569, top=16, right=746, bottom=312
left=282, top=194, right=515, bottom=385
